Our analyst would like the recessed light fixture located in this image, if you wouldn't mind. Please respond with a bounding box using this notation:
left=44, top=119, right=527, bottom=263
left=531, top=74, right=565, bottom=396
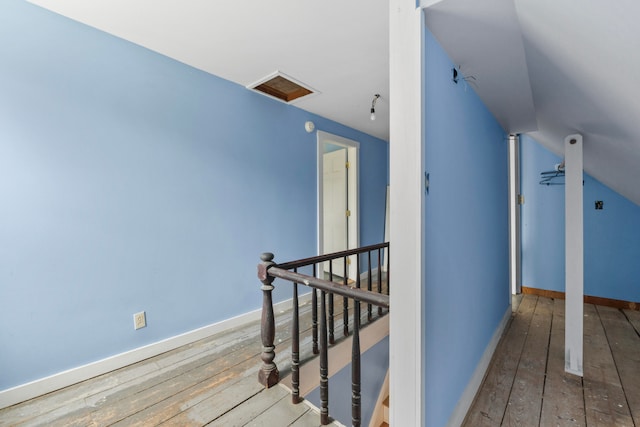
left=248, top=71, right=317, bottom=103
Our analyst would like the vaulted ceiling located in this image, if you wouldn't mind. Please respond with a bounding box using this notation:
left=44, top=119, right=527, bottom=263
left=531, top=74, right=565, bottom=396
left=425, top=0, right=640, bottom=205
left=28, top=0, right=640, bottom=205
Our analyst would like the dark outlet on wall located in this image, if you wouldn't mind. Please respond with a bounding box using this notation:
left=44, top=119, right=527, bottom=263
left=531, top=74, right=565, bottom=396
left=595, top=201, right=604, bottom=210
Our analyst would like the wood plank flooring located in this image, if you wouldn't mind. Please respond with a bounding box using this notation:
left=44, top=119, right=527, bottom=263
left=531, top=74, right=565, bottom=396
left=18, top=282, right=639, bottom=427
left=463, top=295, right=640, bottom=427
left=0, top=297, right=335, bottom=426
left=0, top=272, right=387, bottom=427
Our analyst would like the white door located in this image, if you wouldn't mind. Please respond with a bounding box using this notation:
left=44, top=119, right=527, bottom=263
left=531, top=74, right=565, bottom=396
left=323, top=148, right=348, bottom=275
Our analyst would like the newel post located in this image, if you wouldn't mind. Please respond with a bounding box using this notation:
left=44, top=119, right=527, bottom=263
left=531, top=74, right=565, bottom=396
left=257, top=252, right=279, bottom=387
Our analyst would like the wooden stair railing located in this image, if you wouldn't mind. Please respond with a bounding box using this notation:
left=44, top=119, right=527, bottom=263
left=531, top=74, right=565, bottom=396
left=257, top=243, right=390, bottom=427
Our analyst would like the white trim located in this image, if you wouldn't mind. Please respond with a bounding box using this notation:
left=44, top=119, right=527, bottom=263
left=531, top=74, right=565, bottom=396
left=508, top=134, right=522, bottom=296
left=445, top=306, right=512, bottom=427
left=389, top=2, right=424, bottom=426
left=0, top=293, right=312, bottom=409
left=317, top=130, right=360, bottom=279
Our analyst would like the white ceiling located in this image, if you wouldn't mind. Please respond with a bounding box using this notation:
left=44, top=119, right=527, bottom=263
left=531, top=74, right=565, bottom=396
left=27, top=0, right=390, bottom=141
left=426, top=0, right=640, bottom=205
left=28, top=0, right=640, bottom=205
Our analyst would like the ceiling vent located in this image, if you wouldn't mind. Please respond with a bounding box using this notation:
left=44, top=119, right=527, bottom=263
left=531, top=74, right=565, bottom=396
left=248, top=71, right=317, bottom=103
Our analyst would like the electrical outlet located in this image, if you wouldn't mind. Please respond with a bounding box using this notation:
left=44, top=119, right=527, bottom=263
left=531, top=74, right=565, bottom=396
left=133, top=311, right=146, bottom=330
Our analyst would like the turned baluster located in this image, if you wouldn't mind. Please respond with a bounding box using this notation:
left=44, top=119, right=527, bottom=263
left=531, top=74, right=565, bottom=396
left=386, top=246, right=390, bottom=314
left=291, top=268, right=301, bottom=403
left=377, top=248, right=383, bottom=316
left=352, top=292, right=362, bottom=427
left=367, top=251, right=373, bottom=321
left=355, top=254, right=361, bottom=323
left=343, top=256, right=349, bottom=337
left=257, top=253, right=279, bottom=388
left=320, top=290, right=330, bottom=425
left=312, top=264, right=319, bottom=355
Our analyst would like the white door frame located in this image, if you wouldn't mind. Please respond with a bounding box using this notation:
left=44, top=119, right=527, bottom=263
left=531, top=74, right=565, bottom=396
left=508, top=134, right=522, bottom=296
left=317, top=130, right=359, bottom=279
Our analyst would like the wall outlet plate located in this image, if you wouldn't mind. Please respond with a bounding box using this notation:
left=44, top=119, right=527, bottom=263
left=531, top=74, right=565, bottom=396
left=133, top=311, right=146, bottom=330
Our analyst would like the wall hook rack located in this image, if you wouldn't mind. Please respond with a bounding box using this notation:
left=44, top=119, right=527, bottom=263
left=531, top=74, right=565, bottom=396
left=539, top=170, right=565, bottom=186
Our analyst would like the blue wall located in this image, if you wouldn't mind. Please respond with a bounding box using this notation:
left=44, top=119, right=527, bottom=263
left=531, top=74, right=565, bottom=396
left=520, top=136, right=565, bottom=292
left=423, top=27, right=509, bottom=427
left=521, top=135, right=640, bottom=302
left=307, top=336, right=389, bottom=427
left=0, top=1, right=388, bottom=390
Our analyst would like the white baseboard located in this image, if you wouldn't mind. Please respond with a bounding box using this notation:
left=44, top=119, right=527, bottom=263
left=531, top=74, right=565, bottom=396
left=446, top=304, right=512, bottom=427
left=0, top=293, right=311, bottom=410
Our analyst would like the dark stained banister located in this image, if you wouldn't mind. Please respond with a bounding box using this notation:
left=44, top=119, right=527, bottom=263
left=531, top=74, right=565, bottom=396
left=257, top=253, right=279, bottom=388
left=266, top=268, right=389, bottom=308
left=257, top=243, right=389, bottom=427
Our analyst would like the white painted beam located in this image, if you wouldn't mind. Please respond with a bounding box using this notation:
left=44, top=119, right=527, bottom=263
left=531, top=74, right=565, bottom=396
left=564, top=134, right=584, bottom=376
left=508, top=134, right=522, bottom=296
left=389, top=1, right=424, bottom=425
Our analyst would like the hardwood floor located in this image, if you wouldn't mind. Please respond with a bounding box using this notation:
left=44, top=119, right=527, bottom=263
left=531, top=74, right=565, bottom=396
left=0, top=296, right=341, bottom=427
left=463, top=294, right=640, bottom=427
left=0, top=272, right=387, bottom=427
left=17, top=282, right=637, bottom=427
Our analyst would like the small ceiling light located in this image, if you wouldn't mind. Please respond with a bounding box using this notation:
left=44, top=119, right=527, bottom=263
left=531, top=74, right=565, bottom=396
left=370, top=94, right=380, bottom=121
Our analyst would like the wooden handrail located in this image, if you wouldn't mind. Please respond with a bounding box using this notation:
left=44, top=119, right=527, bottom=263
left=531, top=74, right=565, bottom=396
left=275, top=242, right=389, bottom=270
left=258, top=243, right=389, bottom=426
left=268, top=267, right=389, bottom=308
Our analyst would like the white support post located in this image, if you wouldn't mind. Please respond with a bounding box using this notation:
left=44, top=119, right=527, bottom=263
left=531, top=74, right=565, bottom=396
left=564, top=134, right=584, bottom=376
left=508, top=134, right=521, bottom=296
left=389, top=1, right=424, bottom=425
